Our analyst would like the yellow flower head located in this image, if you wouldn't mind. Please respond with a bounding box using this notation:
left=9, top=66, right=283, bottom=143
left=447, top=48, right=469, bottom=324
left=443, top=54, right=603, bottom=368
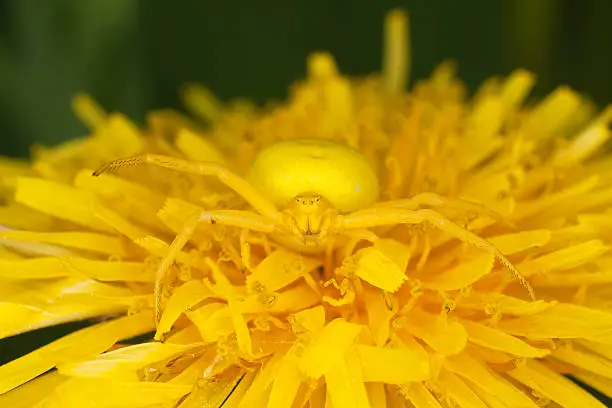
left=2, top=9, right=612, bottom=408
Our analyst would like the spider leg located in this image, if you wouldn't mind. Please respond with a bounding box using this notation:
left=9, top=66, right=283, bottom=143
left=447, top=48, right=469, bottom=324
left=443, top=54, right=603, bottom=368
left=154, top=209, right=277, bottom=328
left=338, top=207, right=535, bottom=300
left=93, top=154, right=279, bottom=220
left=373, top=192, right=511, bottom=226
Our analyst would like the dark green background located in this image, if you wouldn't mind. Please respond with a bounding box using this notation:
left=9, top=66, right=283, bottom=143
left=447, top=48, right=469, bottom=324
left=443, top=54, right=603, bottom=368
left=1, top=1, right=612, bottom=403
left=0, top=0, right=611, bottom=157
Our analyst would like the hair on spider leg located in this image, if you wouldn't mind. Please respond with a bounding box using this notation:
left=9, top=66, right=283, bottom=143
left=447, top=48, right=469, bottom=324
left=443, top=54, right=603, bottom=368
left=92, top=155, right=146, bottom=176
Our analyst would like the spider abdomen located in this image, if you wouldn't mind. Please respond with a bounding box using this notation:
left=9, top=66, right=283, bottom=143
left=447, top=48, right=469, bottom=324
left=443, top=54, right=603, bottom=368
left=246, top=139, right=379, bottom=212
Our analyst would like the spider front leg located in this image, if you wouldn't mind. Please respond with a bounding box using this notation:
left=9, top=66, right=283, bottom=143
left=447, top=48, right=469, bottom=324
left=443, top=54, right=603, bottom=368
left=153, top=209, right=277, bottom=330
left=339, top=207, right=535, bottom=300
left=93, top=154, right=279, bottom=220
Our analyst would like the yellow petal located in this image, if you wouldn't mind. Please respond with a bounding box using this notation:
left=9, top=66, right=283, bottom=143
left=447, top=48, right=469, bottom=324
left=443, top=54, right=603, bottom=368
left=496, top=303, right=612, bottom=340
left=176, top=128, right=226, bottom=163
left=299, top=318, right=362, bottom=378
left=41, top=377, right=190, bottom=408
left=460, top=172, right=514, bottom=216
left=0, top=157, right=33, bottom=184
left=514, top=175, right=600, bottom=220
left=165, top=326, right=201, bottom=345
left=146, top=109, right=195, bottom=135
left=307, top=386, right=326, bottom=408
left=0, top=300, right=123, bottom=339
left=174, top=372, right=246, bottom=408
left=0, top=203, right=55, bottom=230
left=325, top=352, right=371, bottom=408
left=217, top=370, right=255, bottom=408
left=436, top=369, right=488, bottom=408
left=0, top=302, right=54, bottom=338
left=488, top=230, right=551, bottom=255
left=72, top=93, right=107, bottom=129
left=366, top=383, right=386, bottom=408
left=509, top=360, right=606, bottom=408
left=58, top=342, right=199, bottom=380
left=156, top=279, right=213, bottom=340
left=520, top=86, right=583, bottom=141
left=181, top=84, right=222, bottom=123
left=0, top=257, right=70, bottom=279
left=364, top=288, right=394, bottom=347
left=133, top=235, right=200, bottom=269
left=15, top=177, right=111, bottom=232
left=0, top=246, right=21, bottom=259
left=404, top=382, right=443, bottom=408
left=403, top=307, right=467, bottom=355
left=467, top=95, right=504, bottom=141
left=32, top=137, right=92, bottom=183
left=420, top=253, right=494, bottom=291
left=460, top=319, right=549, bottom=358
left=74, top=170, right=167, bottom=233
left=157, top=198, right=204, bottom=233
left=444, top=352, right=537, bottom=408
left=246, top=249, right=321, bottom=293
left=374, top=238, right=412, bottom=272
left=355, top=344, right=429, bottom=383
left=1, top=275, right=127, bottom=305
left=573, top=372, right=612, bottom=399
left=57, top=279, right=148, bottom=308
left=500, top=69, right=535, bottom=113
left=92, top=201, right=150, bottom=241
left=518, top=240, right=609, bottom=276
left=552, top=345, right=612, bottom=379
left=241, top=283, right=320, bottom=314
left=0, top=234, right=74, bottom=257
left=239, top=348, right=289, bottom=407
left=533, top=269, right=612, bottom=286
left=268, top=351, right=303, bottom=408
left=0, top=311, right=154, bottom=394
left=458, top=292, right=553, bottom=316
left=289, top=305, right=326, bottom=334
left=96, top=114, right=144, bottom=157
left=63, top=257, right=152, bottom=282
left=457, top=126, right=504, bottom=172
left=578, top=339, right=612, bottom=361
left=186, top=303, right=234, bottom=343
left=354, top=246, right=407, bottom=292
left=0, top=230, right=129, bottom=257
left=0, top=371, right=67, bottom=408
left=553, top=107, right=612, bottom=166
left=470, top=385, right=517, bottom=408
left=229, top=299, right=253, bottom=356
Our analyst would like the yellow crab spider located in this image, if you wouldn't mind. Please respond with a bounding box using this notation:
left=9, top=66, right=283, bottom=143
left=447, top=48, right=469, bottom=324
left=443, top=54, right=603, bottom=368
left=93, top=138, right=535, bottom=323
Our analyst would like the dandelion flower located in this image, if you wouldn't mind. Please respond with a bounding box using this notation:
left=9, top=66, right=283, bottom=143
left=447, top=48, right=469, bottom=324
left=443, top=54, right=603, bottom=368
left=2, top=9, right=612, bottom=408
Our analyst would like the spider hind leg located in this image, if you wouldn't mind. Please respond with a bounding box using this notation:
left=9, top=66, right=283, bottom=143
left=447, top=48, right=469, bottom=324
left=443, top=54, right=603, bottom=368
left=153, top=209, right=277, bottom=335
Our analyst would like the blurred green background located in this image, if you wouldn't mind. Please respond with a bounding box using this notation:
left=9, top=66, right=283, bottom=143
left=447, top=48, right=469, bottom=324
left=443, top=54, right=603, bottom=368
left=0, top=0, right=611, bottom=157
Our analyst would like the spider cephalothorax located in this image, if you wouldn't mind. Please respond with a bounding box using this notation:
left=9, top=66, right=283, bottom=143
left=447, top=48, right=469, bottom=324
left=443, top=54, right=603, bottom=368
left=283, top=193, right=335, bottom=243
left=93, top=138, right=535, bottom=323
